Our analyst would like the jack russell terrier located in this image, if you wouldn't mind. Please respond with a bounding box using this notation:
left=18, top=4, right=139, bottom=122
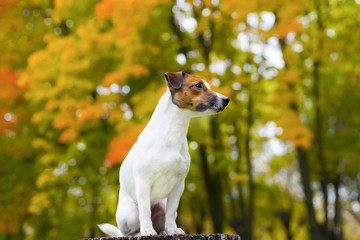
left=98, top=71, right=229, bottom=237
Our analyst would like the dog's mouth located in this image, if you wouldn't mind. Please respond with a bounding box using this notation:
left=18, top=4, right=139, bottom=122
left=195, top=97, right=230, bottom=112
left=216, top=106, right=227, bottom=112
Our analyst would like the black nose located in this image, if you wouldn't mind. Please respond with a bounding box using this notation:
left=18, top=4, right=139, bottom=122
left=222, top=97, right=230, bottom=106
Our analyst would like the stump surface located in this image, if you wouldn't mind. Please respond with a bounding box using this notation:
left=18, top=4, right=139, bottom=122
left=83, top=233, right=240, bottom=240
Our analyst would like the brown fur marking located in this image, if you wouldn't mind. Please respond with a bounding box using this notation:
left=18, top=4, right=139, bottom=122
left=167, top=73, right=217, bottom=111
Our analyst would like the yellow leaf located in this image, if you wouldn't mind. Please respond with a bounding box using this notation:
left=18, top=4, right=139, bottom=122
left=278, top=69, right=301, bottom=84
left=103, top=71, right=127, bottom=87
left=28, top=192, right=51, bottom=214
left=32, top=138, right=49, bottom=149
left=232, top=173, right=246, bottom=183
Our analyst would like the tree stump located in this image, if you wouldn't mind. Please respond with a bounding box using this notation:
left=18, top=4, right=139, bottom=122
left=83, top=234, right=240, bottom=240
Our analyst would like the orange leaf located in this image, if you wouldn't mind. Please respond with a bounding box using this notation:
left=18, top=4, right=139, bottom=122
left=53, top=114, right=74, bottom=129
left=277, top=19, right=302, bottom=39
left=95, top=0, right=114, bottom=20
left=76, top=104, right=103, bottom=123
left=59, top=128, right=78, bottom=143
left=106, top=125, right=144, bottom=166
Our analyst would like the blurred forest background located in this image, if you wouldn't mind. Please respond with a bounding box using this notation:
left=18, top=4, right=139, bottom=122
left=1, top=0, right=360, bottom=239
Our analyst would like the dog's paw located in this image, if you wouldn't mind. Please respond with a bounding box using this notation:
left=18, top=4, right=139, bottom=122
left=166, top=227, right=185, bottom=235
left=141, top=227, right=157, bottom=236
left=158, top=230, right=168, bottom=235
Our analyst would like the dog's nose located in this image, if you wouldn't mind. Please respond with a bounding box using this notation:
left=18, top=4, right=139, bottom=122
left=222, top=97, right=230, bottom=106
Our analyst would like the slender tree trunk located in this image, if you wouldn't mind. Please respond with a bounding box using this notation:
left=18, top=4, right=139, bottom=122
left=313, top=0, right=330, bottom=236
left=278, top=209, right=293, bottom=240
left=278, top=22, right=323, bottom=239
left=233, top=120, right=247, bottom=238
left=224, top=170, right=244, bottom=236
left=89, top=194, right=98, bottom=238
left=290, top=93, right=323, bottom=240
left=198, top=144, right=224, bottom=233
left=334, top=177, right=343, bottom=240
left=187, top=197, right=206, bottom=233
left=313, top=60, right=330, bottom=238
left=245, top=88, right=254, bottom=240
left=297, top=147, right=322, bottom=240
left=210, top=116, right=225, bottom=233
left=285, top=220, right=293, bottom=240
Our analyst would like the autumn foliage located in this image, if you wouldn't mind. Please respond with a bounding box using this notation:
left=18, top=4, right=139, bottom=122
left=106, top=124, right=144, bottom=165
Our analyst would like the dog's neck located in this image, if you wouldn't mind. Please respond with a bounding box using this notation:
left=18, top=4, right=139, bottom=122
left=139, top=88, right=191, bottom=147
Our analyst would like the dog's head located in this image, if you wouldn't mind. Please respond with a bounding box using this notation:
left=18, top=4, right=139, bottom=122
left=165, top=71, right=229, bottom=115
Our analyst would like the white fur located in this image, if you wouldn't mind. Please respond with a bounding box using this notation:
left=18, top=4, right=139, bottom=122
left=97, top=223, right=123, bottom=237
left=99, top=84, right=227, bottom=237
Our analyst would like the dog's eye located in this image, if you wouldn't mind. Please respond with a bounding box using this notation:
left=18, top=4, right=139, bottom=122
left=195, top=83, right=203, bottom=89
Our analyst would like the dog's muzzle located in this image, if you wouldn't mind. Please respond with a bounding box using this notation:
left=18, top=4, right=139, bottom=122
left=196, top=96, right=230, bottom=112
left=217, top=97, right=230, bottom=112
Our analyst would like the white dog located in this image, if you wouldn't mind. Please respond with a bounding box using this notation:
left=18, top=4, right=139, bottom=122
left=98, top=72, right=229, bottom=237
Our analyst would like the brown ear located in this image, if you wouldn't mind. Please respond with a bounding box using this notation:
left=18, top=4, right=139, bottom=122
left=164, top=71, right=186, bottom=89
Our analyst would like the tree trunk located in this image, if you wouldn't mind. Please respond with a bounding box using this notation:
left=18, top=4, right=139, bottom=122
left=210, top=116, right=225, bottom=233
left=229, top=120, right=246, bottom=239
left=279, top=25, right=323, bottom=239
left=233, top=119, right=246, bottom=215
left=198, top=144, right=224, bottom=233
left=278, top=209, right=293, bottom=240
left=296, top=147, right=322, bottom=240
left=334, top=177, right=343, bottom=240
left=313, top=60, right=330, bottom=239
left=244, top=88, right=254, bottom=240
left=313, top=0, right=330, bottom=236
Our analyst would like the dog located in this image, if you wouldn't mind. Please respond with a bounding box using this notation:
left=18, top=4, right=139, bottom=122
left=98, top=71, right=229, bottom=237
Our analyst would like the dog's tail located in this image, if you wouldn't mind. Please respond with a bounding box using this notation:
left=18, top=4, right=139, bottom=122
left=98, top=223, right=123, bottom=237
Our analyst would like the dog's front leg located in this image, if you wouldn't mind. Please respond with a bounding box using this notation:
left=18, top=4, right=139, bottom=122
left=165, top=181, right=185, bottom=235
left=136, top=179, right=157, bottom=236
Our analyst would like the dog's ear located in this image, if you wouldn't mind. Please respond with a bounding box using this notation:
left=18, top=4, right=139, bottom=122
left=165, top=71, right=186, bottom=89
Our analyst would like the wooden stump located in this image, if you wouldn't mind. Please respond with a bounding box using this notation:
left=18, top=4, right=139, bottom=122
left=83, top=234, right=240, bottom=240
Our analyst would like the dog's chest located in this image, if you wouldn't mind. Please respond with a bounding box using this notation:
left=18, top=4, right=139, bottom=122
left=149, top=150, right=190, bottom=203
